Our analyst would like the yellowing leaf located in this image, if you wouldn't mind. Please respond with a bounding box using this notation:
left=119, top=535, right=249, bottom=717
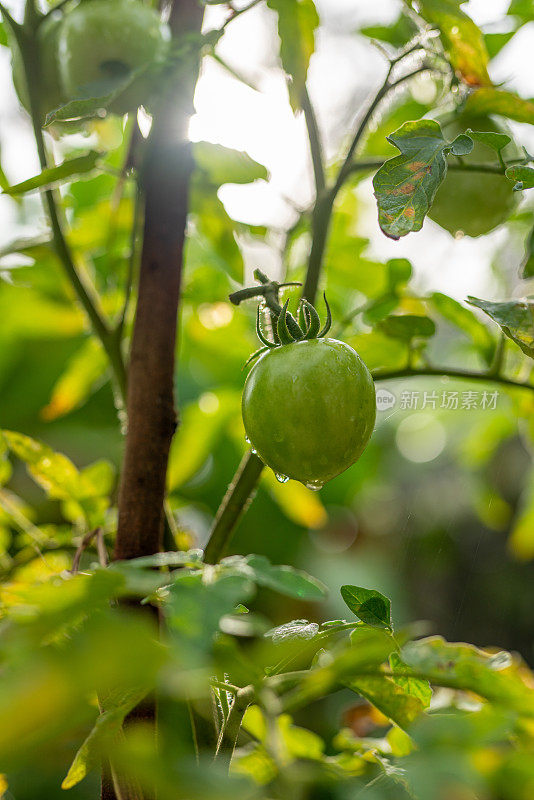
left=41, top=338, right=108, bottom=420
left=465, top=88, right=534, bottom=124
left=263, top=470, right=327, bottom=528
left=412, top=0, right=491, bottom=87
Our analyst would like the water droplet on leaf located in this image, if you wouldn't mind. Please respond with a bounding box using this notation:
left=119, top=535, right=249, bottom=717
left=304, top=480, right=323, bottom=492
left=275, top=472, right=289, bottom=484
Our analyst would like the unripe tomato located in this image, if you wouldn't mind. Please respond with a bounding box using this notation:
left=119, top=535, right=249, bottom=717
left=58, top=0, right=170, bottom=115
left=242, top=338, right=376, bottom=486
left=11, top=15, right=65, bottom=118
left=428, top=113, right=522, bottom=237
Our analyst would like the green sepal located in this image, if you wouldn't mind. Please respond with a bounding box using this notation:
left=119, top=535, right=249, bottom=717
left=256, top=305, right=276, bottom=348
left=277, top=299, right=299, bottom=345
left=317, top=293, right=332, bottom=338
left=301, top=300, right=321, bottom=339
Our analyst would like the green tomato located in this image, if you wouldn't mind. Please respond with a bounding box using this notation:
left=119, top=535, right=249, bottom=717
left=58, top=0, right=170, bottom=115
left=242, top=338, right=376, bottom=486
left=11, top=15, right=65, bottom=118
left=428, top=113, right=522, bottom=237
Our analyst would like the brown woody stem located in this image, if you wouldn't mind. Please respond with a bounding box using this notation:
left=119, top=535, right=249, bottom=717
left=114, top=2, right=204, bottom=561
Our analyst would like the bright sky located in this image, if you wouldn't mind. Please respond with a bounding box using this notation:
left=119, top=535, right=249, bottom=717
left=1, top=0, right=533, bottom=301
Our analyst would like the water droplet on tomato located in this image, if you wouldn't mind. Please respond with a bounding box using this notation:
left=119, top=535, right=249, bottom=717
left=304, top=480, right=323, bottom=492
left=275, top=472, right=289, bottom=484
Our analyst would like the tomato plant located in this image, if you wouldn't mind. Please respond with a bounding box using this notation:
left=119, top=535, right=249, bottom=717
left=0, top=1, right=534, bottom=799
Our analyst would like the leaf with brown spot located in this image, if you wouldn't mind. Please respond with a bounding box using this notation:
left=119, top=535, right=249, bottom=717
left=372, top=120, right=471, bottom=239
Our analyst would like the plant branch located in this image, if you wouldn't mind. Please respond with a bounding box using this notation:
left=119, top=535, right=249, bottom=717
left=372, top=365, right=534, bottom=393
left=0, top=2, right=18, bottom=31
left=115, top=1, right=204, bottom=561
left=203, top=450, right=264, bottom=564
left=221, top=0, right=263, bottom=30
left=214, top=685, right=254, bottom=766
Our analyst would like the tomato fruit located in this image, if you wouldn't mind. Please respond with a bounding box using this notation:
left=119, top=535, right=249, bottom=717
left=58, top=0, right=170, bottom=115
left=242, top=338, right=376, bottom=485
left=11, top=15, right=65, bottom=118
left=428, top=113, right=522, bottom=237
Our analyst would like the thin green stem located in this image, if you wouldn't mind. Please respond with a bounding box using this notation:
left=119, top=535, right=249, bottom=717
left=372, top=365, right=534, bottom=393
left=214, top=686, right=254, bottom=766
left=302, top=86, right=325, bottom=196
left=221, top=0, right=263, bottom=30
left=19, top=22, right=127, bottom=403
left=203, top=450, right=264, bottom=564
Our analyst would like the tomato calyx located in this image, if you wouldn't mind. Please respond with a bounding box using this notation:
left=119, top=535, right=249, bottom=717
left=247, top=294, right=332, bottom=368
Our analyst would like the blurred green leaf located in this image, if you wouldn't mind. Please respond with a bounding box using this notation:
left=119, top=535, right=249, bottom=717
left=266, top=0, right=319, bottom=111
left=360, top=14, right=418, bottom=48
left=378, top=314, right=436, bottom=342
left=2, top=153, right=101, bottom=196
left=464, top=87, right=534, bottom=123
left=341, top=585, right=392, bottom=629
left=41, top=337, right=108, bottom=420
left=410, top=0, right=491, bottom=87
left=401, top=637, right=534, bottom=715
left=467, top=297, right=534, bottom=358
left=508, top=470, right=534, bottom=560
left=429, top=292, right=494, bottom=363
left=222, top=553, right=327, bottom=600
left=194, top=142, right=267, bottom=185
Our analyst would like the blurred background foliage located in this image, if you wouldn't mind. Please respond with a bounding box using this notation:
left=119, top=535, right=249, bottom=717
left=0, top=0, right=534, bottom=797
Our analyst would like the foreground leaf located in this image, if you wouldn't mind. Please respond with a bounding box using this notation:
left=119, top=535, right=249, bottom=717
left=467, top=297, right=534, bottom=358
left=222, top=554, right=327, bottom=600
left=373, top=120, right=472, bottom=239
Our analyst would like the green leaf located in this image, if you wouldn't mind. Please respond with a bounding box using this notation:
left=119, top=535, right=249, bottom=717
left=2, top=430, right=80, bottom=500
left=0, top=21, right=7, bottom=47
left=464, top=87, right=534, bottom=124
left=222, top=554, right=327, bottom=600
left=429, top=292, right=495, bottom=364
left=401, top=637, right=534, bottom=716
left=266, top=0, right=319, bottom=111
left=2, top=153, right=101, bottom=196
left=373, top=120, right=461, bottom=239
left=467, top=297, right=534, bottom=358
left=194, top=142, right=267, bottom=185
left=379, top=314, right=436, bottom=342
left=465, top=128, right=512, bottom=155
left=411, top=0, right=491, bottom=87
left=506, top=165, right=534, bottom=191
left=340, top=585, right=392, bottom=629
left=122, top=550, right=204, bottom=570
